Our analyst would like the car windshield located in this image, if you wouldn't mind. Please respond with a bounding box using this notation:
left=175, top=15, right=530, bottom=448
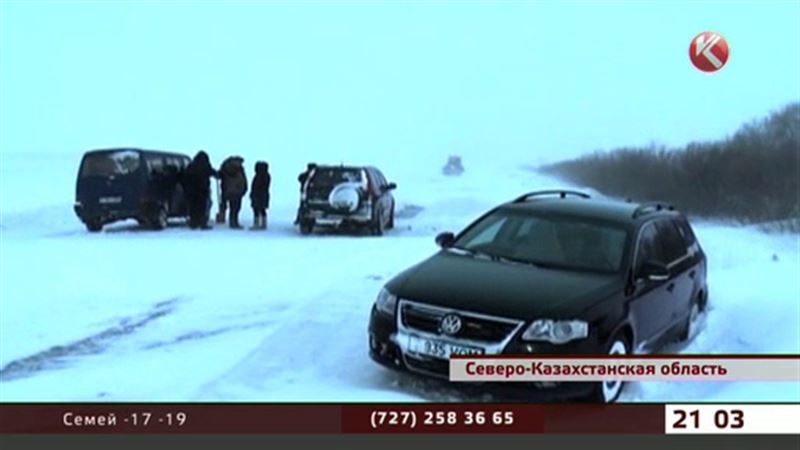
left=452, top=209, right=629, bottom=273
left=80, top=150, right=141, bottom=177
left=309, top=168, right=363, bottom=185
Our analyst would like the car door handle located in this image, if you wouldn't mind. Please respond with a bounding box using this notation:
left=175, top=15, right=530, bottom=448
left=667, top=283, right=675, bottom=293
left=689, top=270, right=696, bottom=278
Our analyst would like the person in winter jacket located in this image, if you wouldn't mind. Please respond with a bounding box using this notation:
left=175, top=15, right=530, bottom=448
left=219, top=155, right=248, bottom=229
left=294, top=162, right=317, bottom=224
left=250, top=161, right=271, bottom=230
left=297, top=162, right=317, bottom=191
left=182, top=150, right=218, bottom=229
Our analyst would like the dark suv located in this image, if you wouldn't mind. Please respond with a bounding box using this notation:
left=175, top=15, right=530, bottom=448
left=298, top=165, right=397, bottom=235
left=368, top=190, right=707, bottom=402
left=74, top=148, right=191, bottom=232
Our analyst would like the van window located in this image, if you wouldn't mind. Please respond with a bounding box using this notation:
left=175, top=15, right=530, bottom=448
left=80, top=150, right=141, bottom=177
left=146, top=156, right=165, bottom=173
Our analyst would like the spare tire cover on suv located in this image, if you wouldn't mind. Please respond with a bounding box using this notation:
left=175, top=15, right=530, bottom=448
left=328, top=182, right=362, bottom=213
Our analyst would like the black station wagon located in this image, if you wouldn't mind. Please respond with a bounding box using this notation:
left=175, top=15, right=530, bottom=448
left=74, top=148, right=191, bottom=232
left=368, top=190, right=707, bottom=402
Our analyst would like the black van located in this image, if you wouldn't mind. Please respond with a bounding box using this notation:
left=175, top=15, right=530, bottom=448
left=74, top=148, right=192, bottom=232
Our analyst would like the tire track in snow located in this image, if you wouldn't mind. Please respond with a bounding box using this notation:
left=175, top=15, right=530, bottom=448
left=0, top=298, right=180, bottom=381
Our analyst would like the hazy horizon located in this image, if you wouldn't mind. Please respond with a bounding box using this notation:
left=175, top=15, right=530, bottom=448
left=1, top=1, right=798, bottom=167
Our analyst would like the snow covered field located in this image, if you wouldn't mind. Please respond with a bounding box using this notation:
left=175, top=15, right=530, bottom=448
left=0, top=151, right=798, bottom=402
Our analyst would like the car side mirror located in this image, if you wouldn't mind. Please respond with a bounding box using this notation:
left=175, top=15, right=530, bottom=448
left=435, top=232, right=455, bottom=248
left=386, top=182, right=397, bottom=191
left=639, top=260, right=670, bottom=282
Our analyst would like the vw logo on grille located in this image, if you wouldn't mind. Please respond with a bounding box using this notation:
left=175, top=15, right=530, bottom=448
left=439, top=314, right=462, bottom=336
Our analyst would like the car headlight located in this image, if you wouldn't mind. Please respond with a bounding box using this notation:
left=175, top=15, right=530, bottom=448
left=374, top=288, right=397, bottom=316
left=521, top=319, right=588, bottom=344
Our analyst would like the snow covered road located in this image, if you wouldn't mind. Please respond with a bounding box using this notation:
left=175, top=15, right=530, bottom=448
left=1, top=153, right=798, bottom=402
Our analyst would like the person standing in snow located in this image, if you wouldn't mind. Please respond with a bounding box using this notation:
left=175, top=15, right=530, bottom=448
left=182, top=150, right=218, bottom=230
left=294, top=162, right=317, bottom=224
left=219, top=155, right=248, bottom=229
left=250, top=161, right=271, bottom=230
left=298, top=162, right=317, bottom=190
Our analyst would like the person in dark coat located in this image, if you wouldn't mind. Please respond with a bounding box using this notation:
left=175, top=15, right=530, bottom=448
left=182, top=150, right=218, bottom=229
left=219, top=155, right=248, bottom=229
left=298, top=162, right=317, bottom=191
left=250, top=161, right=271, bottom=230
left=294, top=162, right=317, bottom=224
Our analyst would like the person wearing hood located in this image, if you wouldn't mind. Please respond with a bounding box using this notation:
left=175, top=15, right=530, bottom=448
left=219, top=155, right=248, bottom=229
left=294, top=162, right=317, bottom=225
left=182, top=150, right=218, bottom=229
left=250, top=161, right=271, bottom=230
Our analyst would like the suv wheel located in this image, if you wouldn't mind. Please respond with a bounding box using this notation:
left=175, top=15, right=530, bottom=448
left=299, top=220, right=314, bottom=235
left=86, top=221, right=103, bottom=233
left=592, top=333, right=630, bottom=403
left=387, top=204, right=395, bottom=230
left=150, top=204, right=169, bottom=231
left=371, top=208, right=384, bottom=236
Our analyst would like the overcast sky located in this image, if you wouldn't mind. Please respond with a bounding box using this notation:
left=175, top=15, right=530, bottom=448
left=1, top=0, right=798, bottom=166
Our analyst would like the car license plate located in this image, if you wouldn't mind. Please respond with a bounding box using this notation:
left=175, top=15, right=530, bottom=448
left=408, top=335, right=484, bottom=359
left=99, top=196, right=122, bottom=204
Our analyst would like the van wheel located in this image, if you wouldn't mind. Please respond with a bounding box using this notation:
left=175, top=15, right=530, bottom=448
left=591, top=334, right=630, bottom=403
left=299, top=220, right=314, bottom=235
left=86, top=221, right=103, bottom=232
left=150, top=205, right=169, bottom=230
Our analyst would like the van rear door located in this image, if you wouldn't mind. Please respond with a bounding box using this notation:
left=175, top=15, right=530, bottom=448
left=76, top=149, right=145, bottom=214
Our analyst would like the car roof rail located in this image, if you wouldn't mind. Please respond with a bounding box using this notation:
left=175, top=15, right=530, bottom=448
left=632, top=201, right=675, bottom=218
left=512, top=190, right=591, bottom=203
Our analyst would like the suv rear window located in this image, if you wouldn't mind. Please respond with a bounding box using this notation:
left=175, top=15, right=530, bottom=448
left=80, top=150, right=141, bottom=177
left=309, top=168, right=364, bottom=186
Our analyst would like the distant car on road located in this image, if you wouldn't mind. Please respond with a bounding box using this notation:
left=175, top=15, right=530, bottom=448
left=368, top=190, right=707, bottom=402
left=298, top=165, right=397, bottom=236
left=74, top=148, right=191, bottom=232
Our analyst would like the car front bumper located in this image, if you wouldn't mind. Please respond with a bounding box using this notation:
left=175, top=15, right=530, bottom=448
left=367, top=306, right=599, bottom=401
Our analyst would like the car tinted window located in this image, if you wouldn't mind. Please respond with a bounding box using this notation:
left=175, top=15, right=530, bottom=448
left=455, top=209, right=628, bottom=273
left=367, top=168, right=381, bottom=189
left=655, top=220, right=687, bottom=263
left=309, top=168, right=363, bottom=186
left=463, top=213, right=508, bottom=247
left=375, top=169, right=387, bottom=187
left=674, top=217, right=697, bottom=246
left=80, top=150, right=141, bottom=177
left=636, top=223, right=664, bottom=269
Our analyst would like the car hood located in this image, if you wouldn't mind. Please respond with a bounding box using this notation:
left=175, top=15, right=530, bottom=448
left=387, top=251, right=621, bottom=320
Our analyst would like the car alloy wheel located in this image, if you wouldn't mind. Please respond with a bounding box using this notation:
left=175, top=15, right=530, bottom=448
left=600, top=337, right=628, bottom=403
left=680, top=302, right=701, bottom=342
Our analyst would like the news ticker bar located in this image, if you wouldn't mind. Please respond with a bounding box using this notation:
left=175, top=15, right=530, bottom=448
left=0, top=404, right=798, bottom=434
left=448, top=356, right=800, bottom=382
